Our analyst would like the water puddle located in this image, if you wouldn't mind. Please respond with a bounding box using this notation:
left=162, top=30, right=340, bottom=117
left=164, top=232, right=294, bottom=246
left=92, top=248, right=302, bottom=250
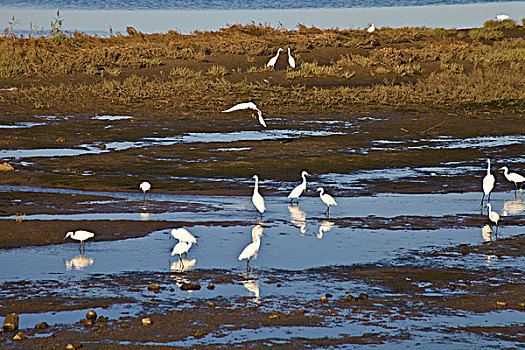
left=92, top=115, right=133, bottom=121
left=0, top=122, right=49, bottom=129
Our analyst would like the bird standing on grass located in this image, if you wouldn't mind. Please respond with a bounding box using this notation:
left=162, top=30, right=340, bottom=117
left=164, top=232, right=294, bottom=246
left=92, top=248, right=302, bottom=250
left=238, top=225, right=264, bottom=271
left=481, top=159, right=495, bottom=208
left=222, top=102, right=267, bottom=128
left=317, top=187, right=337, bottom=216
left=367, top=24, right=376, bottom=33
left=64, top=230, right=95, bottom=253
left=287, top=48, right=296, bottom=68
left=267, top=48, right=283, bottom=68
left=140, top=181, right=151, bottom=200
left=498, top=166, right=525, bottom=195
left=252, top=175, right=266, bottom=219
left=288, top=171, right=310, bottom=205
left=486, top=203, right=500, bottom=236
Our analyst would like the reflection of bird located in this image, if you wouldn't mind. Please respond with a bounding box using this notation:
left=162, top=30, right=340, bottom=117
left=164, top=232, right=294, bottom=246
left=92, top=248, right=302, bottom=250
left=502, top=198, right=525, bottom=216
left=498, top=166, right=525, bottom=194
left=496, top=14, right=510, bottom=20
left=367, top=24, right=375, bottom=33
left=267, top=48, right=283, bottom=67
left=140, top=181, right=151, bottom=200
left=288, top=171, right=310, bottom=205
left=170, top=259, right=196, bottom=272
left=238, top=225, right=264, bottom=271
left=317, top=221, right=334, bottom=239
left=222, top=102, right=267, bottom=128
left=481, top=224, right=493, bottom=242
left=317, top=187, right=337, bottom=215
left=481, top=159, right=495, bottom=208
left=65, top=255, right=94, bottom=271
left=486, top=203, right=500, bottom=235
left=170, top=228, right=197, bottom=245
left=288, top=205, right=306, bottom=233
left=242, top=279, right=260, bottom=302
left=287, top=48, right=296, bottom=68
left=171, top=241, right=193, bottom=270
left=64, top=230, right=95, bottom=253
left=252, top=175, right=266, bottom=218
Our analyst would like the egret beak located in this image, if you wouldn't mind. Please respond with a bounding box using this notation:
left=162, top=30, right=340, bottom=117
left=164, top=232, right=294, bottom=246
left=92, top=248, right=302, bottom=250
left=497, top=167, right=504, bottom=170
left=168, top=235, right=172, bottom=239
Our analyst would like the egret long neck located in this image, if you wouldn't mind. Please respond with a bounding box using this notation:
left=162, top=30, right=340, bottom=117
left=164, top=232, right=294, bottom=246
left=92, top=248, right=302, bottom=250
left=301, top=174, right=307, bottom=187
left=486, top=160, right=491, bottom=175
left=254, top=177, right=259, bottom=192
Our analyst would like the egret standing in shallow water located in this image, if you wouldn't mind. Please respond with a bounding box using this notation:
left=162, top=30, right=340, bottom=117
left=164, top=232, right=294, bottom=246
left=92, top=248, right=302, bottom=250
left=170, top=228, right=197, bottom=245
left=238, top=225, right=264, bottom=271
left=287, top=48, right=296, bottom=68
left=288, top=171, right=310, bottom=205
left=498, top=166, right=525, bottom=195
left=481, top=159, right=495, bottom=208
left=140, top=181, right=151, bottom=200
left=64, top=230, right=95, bottom=253
left=222, top=102, right=267, bottom=128
left=317, top=187, right=337, bottom=216
left=252, top=175, right=266, bottom=219
left=486, top=203, right=500, bottom=236
left=266, top=48, right=283, bottom=68
left=171, top=241, right=193, bottom=270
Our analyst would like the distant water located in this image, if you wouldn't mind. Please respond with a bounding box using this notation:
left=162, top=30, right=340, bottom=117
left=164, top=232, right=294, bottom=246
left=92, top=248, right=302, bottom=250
left=1, top=0, right=522, bottom=10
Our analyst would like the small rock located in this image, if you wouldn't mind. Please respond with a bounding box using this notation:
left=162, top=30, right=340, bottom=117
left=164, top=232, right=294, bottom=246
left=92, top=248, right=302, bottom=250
left=147, top=284, right=160, bottom=293
left=180, top=283, right=201, bottom=291
left=3, top=313, right=19, bottom=331
left=82, top=319, right=94, bottom=327
left=496, top=301, right=507, bottom=307
left=56, top=137, right=66, bottom=143
left=206, top=284, right=215, bottom=290
left=97, top=316, right=108, bottom=324
left=291, top=309, right=306, bottom=315
left=86, top=310, right=97, bottom=321
left=96, top=143, right=106, bottom=150
left=269, top=313, right=280, bottom=319
left=193, top=331, right=204, bottom=339
left=325, top=293, right=333, bottom=298
left=518, top=302, right=525, bottom=308
left=66, top=344, right=75, bottom=350
left=209, top=302, right=215, bottom=307
left=142, top=317, right=152, bottom=326
left=358, top=293, right=369, bottom=300
left=320, top=296, right=328, bottom=302
left=276, top=283, right=282, bottom=287
left=13, top=331, right=26, bottom=340
left=35, top=321, right=49, bottom=329
left=0, top=162, right=14, bottom=171
left=345, top=295, right=357, bottom=302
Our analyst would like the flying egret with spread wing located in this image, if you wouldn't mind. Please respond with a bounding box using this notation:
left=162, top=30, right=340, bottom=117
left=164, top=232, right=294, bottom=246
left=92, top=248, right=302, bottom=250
left=222, top=102, right=267, bottom=128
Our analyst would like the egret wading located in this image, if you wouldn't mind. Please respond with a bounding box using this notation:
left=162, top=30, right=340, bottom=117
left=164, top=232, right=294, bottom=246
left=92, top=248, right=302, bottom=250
left=252, top=175, right=266, bottom=219
left=498, top=166, right=525, bottom=195
left=64, top=230, right=95, bottom=253
left=266, top=48, right=283, bottom=68
left=222, top=102, right=267, bottom=128
left=287, top=48, right=296, bottom=68
left=486, top=203, right=500, bottom=235
left=238, top=225, right=264, bottom=271
left=170, top=228, right=197, bottom=245
left=288, top=171, right=310, bottom=205
left=481, top=159, right=495, bottom=208
left=171, top=241, right=193, bottom=270
left=140, top=181, right=151, bottom=200
left=317, top=187, right=337, bottom=216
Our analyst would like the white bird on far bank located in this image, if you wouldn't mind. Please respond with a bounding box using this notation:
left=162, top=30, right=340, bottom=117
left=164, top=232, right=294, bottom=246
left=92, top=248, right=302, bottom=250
left=317, top=187, right=337, bottom=215
left=367, top=24, right=376, bottom=33
left=486, top=203, right=500, bottom=235
left=222, top=102, right=267, bottom=128
left=139, top=181, right=151, bottom=200
left=267, top=48, right=283, bottom=68
left=498, top=166, right=525, bottom=194
left=481, top=159, right=495, bottom=208
left=64, top=230, right=95, bottom=253
left=252, top=175, right=266, bottom=218
left=288, top=171, right=310, bottom=205
left=287, top=48, right=296, bottom=68
left=170, top=228, right=197, bottom=245
left=238, top=225, right=264, bottom=271
left=496, top=14, right=510, bottom=20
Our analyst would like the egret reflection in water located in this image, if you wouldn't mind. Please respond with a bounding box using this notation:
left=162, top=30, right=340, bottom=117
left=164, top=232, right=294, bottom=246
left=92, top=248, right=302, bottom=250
left=64, top=255, right=94, bottom=271
left=242, top=279, right=260, bottom=303
left=502, top=198, right=525, bottom=216
left=317, top=221, right=335, bottom=239
left=170, top=259, right=196, bottom=272
left=481, top=224, right=494, bottom=242
left=288, top=205, right=306, bottom=234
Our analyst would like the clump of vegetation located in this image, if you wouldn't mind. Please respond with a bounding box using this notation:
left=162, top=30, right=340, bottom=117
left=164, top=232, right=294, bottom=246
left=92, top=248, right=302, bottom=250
left=483, top=19, right=517, bottom=29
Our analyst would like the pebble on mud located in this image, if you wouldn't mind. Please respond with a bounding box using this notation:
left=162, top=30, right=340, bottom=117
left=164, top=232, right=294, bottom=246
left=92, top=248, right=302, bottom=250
left=13, top=331, right=26, bottom=340
left=207, top=284, right=215, bottom=290
left=96, top=143, right=106, bottom=150
left=180, top=283, right=201, bottom=291
left=0, top=162, right=14, bottom=171
left=209, top=302, right=215, bottom=307
left=66, top=343, right=83, bottom=349
left=3, top=313, right=19, bottom=331
left=269, top=312, right=281, bottom=319
left=518, top=303, right=525, bottom=308
left=358, top=293, right=369, bottom=300
left=320, top=296, right=328, bottom=302
left=496, top=301, right=507, bottom=307
left=291, top=309, right=306, bottom=315
left=142, top=317, right=152, bottom=326
left=147, top=284, right=161, bottom=293
left=35, top=321, right=49, bottom=329
left=86, top=310, right=98, bottom=321
left=345, top=295, right=357, bottom=302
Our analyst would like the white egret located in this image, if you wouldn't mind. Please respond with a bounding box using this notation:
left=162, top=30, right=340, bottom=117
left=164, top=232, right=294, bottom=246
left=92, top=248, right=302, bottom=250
left=252, top=175, right=266, bottom=218
left=222, top=102, right=267, bottom=128
left=317, top=221, right=334, bottom=239
left=481, top=224, right=493, bottom=242
left=486, top=203, right=500, bottom=235
left=288, top=171, right=310, bottom=205
left=367, top=24, right=376, bottom=33
left=139, top=181, right=151, bottom=200
left=287, top=48, right=296, bottom=68
left=266, top=48, right=283, bottom=68
left=481, top=159, right=495, bottom=208
left=498, top=166, right=525, bottom=194
left=170, top=228, right=197, bottom=245
left=317, top=187, right=337, bottom=215
left=238, top=226, right=264, bottom=271
left=64, top=230, right=95, bottom=253
left=171, top=241, right=193, bottom=270
left=496, top=14, right=510, bottom=20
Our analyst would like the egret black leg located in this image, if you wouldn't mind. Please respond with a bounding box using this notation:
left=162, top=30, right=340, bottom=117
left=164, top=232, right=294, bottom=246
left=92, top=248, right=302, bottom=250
left=480, top=193, right=485, bottom=208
